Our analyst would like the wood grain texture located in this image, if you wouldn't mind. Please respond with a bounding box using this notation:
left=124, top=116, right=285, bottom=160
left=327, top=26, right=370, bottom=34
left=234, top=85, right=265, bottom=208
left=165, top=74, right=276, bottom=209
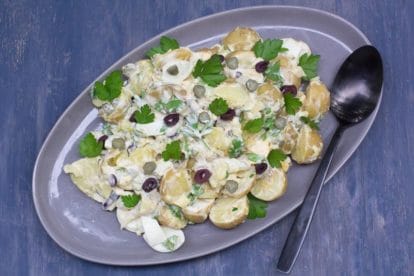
left=0, top=0, right=413, bottom=275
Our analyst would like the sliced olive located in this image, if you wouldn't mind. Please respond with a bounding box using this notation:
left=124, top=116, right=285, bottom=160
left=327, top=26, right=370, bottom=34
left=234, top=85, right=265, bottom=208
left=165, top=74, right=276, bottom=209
left=226, top=57, right=239, bottom=69
left=246, top=79, right=259, bottom=92
left=112, top=138, right=125, bottom=150
left=225, top=180, right=238, bottom=193
left=193, top=85, right=206, bottom=98
left=143, top=161, right=157, bottom=175
left=142, top=177, right=158, bottom=192
left=198, top=112, right=210, bottom=123
left=167, top=65, right=179, bottom=76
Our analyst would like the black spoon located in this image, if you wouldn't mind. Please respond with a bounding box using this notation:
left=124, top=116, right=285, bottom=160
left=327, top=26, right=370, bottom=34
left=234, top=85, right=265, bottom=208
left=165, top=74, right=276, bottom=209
left=277, top=45, right=383, bottom=273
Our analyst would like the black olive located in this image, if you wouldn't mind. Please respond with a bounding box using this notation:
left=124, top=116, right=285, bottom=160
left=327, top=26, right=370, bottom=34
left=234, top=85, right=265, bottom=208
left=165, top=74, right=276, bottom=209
left=164, top=113, right=180, bottom=126
left=194, top=169, right=212, bottom=184
left=142, top=177, right=158, bottom=192
left=254, top=163, right=268, bottom=175
left=220, top=108, right=236, bottom=121
left=280, top=85, right=297, bottom=96
left=255, top=61, right=269, bottom=73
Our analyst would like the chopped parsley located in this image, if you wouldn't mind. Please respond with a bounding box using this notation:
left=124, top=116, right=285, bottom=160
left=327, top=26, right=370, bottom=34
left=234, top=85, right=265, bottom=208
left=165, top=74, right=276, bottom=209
left=247, top=153, right=262, bottom=162
left=232, top=207, right=238, bottom=212
left=192, top=54, right=226, bottom=87
left=168, top=205, right=184, bottom=220
left=121, top=194, right=141, bottom=208
left=79, top=133, right=103, bottom=158
left=267, top=149, right=287, bottom=168
left=146, top=36, right=179, bottom=58
left=252, top=39, right=287, bottom=61
left=188, top=185, right=204, bottom=202
left=299, top=53, right=320, bottom=80
left=161, top=140, right=182, bottom=161
left=243, top=118, right=264, bottom=133
left=247, top=193, right=268, bottom=219
left=93, top=70, right=123, bottom=102
left=264, top=62, right=283, bottom=86
left=162, top=235, right=178, bottom=251
left=155, top=97, right=183, bottom=113
left=208, top=98, right=229, bottom=116
left=300, top=116, right=320, bottom=130
left=228, top=139, right=243, bottom=158
left=134, top=104, right=155, bottom=124
left=283, top=93, right=302, bottom=115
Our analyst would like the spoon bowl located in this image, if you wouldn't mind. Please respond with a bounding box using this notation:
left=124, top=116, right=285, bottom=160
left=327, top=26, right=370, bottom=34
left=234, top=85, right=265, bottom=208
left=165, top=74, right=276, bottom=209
left=277, top=45, right=383, bottom=273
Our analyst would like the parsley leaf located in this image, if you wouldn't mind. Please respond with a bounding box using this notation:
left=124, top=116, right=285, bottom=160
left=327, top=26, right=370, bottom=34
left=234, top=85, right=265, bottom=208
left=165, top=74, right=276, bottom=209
left=93, top=70, right=123, bottom=101
left=247, top=153, right=263, bottom=162
left=299, top=53, right=320, bottom=80
left=265, top=62, right=283, bottom=86
left=283, top=93, right=302, bottom=115
left=228, top=139, right=243, bottom=158
left=162, top=140, right=182, bottom=161
left=247, top=193, right=268, bottom=219
left=168, top=205, right=184, bottom=220
left=162, top=235, right=178, bottom=251
left=208, top=98, right=229, bottom=116
left=232, top=207, right=238, bottom=212
left=146, top=36, right=179, bottom=58
left=134, top=104, right=155, bottom=124
left=79, top=133, right=103, bottom=157
left=252, top=39, right=287, bottom=61
left=188, top=185, right=204, bottom=202
left=300, top=116, right=320, bottom=130
left=244, top=118, right=264, bottom=133
left=267, top=149, right=287, bottom=168
left=192, top=54, right=226, bottom=87
left=121, top=194, right=141, bottom=208
left=154, top=97, right=183, bottom=113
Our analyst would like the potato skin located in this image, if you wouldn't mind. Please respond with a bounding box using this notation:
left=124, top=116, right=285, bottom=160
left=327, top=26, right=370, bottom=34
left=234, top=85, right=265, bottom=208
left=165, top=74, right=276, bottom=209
left=250, top=168, right=287, bottom=201
left=157, top=205, right=187, bottom=229
left=160, top=168, right=192, bottom=208
left=280, top=123, right=299, bottom=154
left=182, top=199, right=215, bottom=223
left=303, top=80, right=330, bottom=119
left=209, top=196, right=249, bottom=229
left=291, top=124, right=323, bottom=164
left=222, top=27, right=261, bottom=51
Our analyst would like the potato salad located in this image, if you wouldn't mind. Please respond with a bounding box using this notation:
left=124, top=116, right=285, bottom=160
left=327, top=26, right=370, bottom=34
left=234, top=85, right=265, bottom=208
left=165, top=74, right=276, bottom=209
left=64, top=27, right=330, bottom=253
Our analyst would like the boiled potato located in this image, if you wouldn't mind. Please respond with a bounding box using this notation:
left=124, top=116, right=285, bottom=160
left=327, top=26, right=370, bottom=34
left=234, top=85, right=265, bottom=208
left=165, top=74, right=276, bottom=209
left=257, top=81, right=283, bottom=104
left=222, top=27, right=261, bottom=51
left=291, top=124, right=323, bottom=164
left=222, top=167, right=256, bottom=198
left=243, top=132, right=271, bottom=156
left=128, top=146, right=157, bottom=167
left=276, top=55, right=302, bottom=89
left=63, top=157, right=112, bottom=203
left=183, top=199, right=215, bottom=223
left=158, top=205, right=187, bottom=229
left=303, top=80, right=330, bottom=119
left=280, top=122, right=299, bottom=154
left=196, top=45, right=220, bottom=60
left=203, top=127, right=231, bottom=155
left=213, top=81, right=249, bottom=108
left=226, top=50, right=257, bottom=68
left=198, top=183, right=221, bottom=199
left=160, top=168, right=192, bottom=208
left=97, top=89, right=132, bottom=123
left=209, top=196, right=249, bottom=229
left=250, top=168, right=287, bottom=201
left=153, top=47, right=193, bottom=68
left=122, top=59, right=154, bottom=94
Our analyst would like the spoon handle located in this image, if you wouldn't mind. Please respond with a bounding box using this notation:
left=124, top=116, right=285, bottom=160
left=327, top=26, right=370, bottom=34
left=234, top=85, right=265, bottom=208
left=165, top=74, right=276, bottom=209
left=277, top=125, right=345, bottom=273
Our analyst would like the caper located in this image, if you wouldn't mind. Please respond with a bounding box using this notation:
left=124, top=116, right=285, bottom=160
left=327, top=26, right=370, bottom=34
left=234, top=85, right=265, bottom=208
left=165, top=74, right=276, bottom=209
left=198, top=111, right=210, bottom=123
left=167, top=65, right=179, bottom=76
left=143, top=161, right=157, bottom=175
left=193, top=85, right=206, bottom=98
left=246, top=79, right=259, bottom=92
left=112, top=138, right=125, bottom=150
left=225, top=180, right=238, bottom=193
left=226, top=57, right=239, bottom=69
left=275, top=117, right=287, bottom=129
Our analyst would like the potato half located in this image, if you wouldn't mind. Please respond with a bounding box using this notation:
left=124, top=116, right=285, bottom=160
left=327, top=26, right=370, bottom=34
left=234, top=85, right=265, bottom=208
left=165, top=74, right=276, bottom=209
left=221, top=167, right=256, bottom=198
left=157, top=205, right=187, bottom=229
left=222, top=27, right=261, bottom=51
left=209, top=196, right=249, bottom=229
left=160, top=168, right=192, bottom=208
left=303, top=80, right=330, bottom=119
left=183, top=199, right=215, bottom=223
left=250, top=168, right=287, bottom=201
left=291, top=124, right=323, bottom=164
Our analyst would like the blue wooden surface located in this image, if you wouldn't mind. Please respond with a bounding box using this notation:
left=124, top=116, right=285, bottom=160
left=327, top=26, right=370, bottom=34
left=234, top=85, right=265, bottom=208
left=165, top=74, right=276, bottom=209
left=1, top=0, right=413, bottom=275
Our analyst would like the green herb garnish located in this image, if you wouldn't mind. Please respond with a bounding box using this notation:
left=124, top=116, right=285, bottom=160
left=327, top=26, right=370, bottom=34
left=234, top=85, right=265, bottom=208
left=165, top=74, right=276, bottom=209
left=79, top=133, right=103, bottom=158
left=192, top=54, right=226, bottom=87
left=247, top=153, right=262, bottom=162
left=161, top=140, right=182, bottom=161
left=244, top=118, right=264, bottom=133
left=188, top=185, right=204, bottom=202
left=283, top=93, right=302, bottom=115
left=93, top=70, right=123, bottom=102
left=299, top=53, right=320, bottom=80
left=228, top=139, right=243, bottom=158
left=264, top=62, right=283, bottom=86
left=247, top=193, right=268, bottom=219
left=134, top=104, right=155, bottom=124
left=146, top=36, right=179, bottom=58
left=232, top=207, right=238, bottom=212
left=252, top=39, right=287, bottom=61
left=162, top=235, right=178, bottom=251
left=208, top=98, right=229, bottom=116
left=168, top=205, right=184, bottom=220
left=121, top=194, right=141, bottom=208
left=300, top=116, right=320, bottom=130
left=267, top=149, right=287, bottom=168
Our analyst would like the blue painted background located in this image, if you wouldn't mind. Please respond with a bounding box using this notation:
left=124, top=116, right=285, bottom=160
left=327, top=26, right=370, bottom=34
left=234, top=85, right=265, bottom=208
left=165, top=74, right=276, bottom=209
left=1, top=0, right=413, bottom=275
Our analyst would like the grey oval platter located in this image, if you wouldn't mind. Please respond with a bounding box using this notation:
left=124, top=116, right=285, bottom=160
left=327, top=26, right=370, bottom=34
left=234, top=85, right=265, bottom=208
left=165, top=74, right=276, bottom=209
left=32, top=5, right=381, bottom=266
